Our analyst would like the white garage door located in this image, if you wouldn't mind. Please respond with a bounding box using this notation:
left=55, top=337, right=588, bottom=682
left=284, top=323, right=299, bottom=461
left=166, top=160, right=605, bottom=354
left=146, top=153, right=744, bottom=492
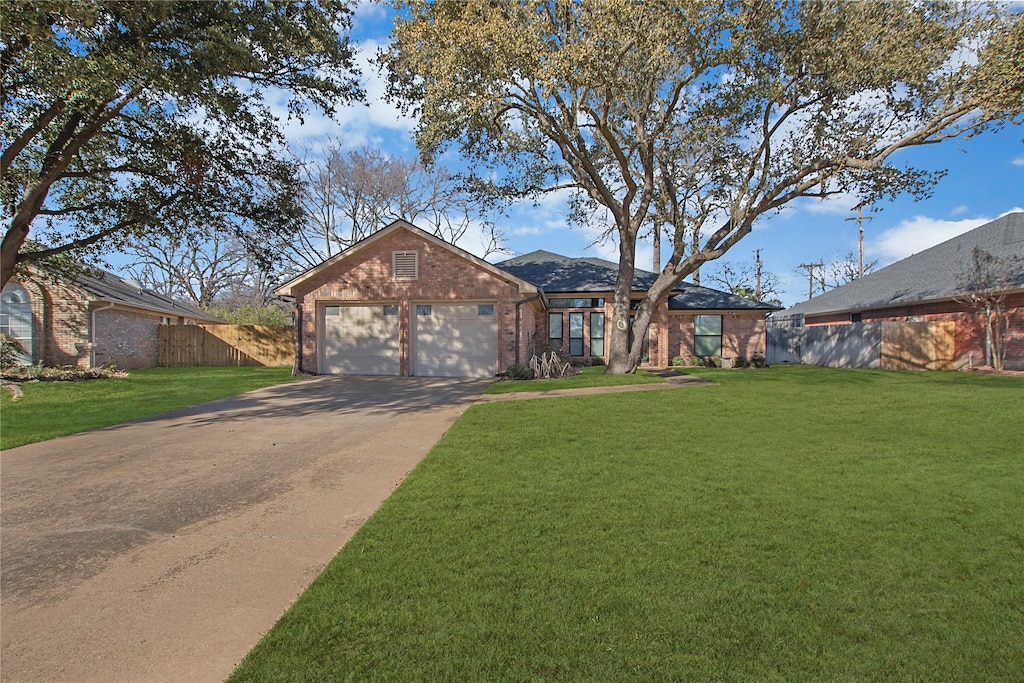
left=322, top=305, right=400, bottom=375
left=414, top=303, right=498, bottom=377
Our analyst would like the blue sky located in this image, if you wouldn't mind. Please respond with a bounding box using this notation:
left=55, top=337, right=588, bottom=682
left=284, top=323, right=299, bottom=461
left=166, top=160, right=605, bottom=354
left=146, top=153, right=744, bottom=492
left=270, top=3, right=1024, bottom=308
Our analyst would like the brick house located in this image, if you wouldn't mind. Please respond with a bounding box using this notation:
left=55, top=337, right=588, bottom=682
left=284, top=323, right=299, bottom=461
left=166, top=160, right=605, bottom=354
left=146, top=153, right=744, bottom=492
left=0, top=267, right=222, bottom=370
left=770, top=211, right=1024, bottom=370
left=275, top=220, right=778, bottom=377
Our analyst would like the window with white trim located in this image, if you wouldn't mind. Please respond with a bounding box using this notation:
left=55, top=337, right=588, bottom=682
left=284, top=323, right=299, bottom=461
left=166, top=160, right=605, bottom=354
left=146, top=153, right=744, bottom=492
left=0, top=283, right=32, bottom=363
left=393, top=251, right=418, bottom=280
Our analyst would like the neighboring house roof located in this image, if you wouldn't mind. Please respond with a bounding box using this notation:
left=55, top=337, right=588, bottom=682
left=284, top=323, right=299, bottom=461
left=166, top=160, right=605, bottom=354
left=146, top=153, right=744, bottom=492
left=72, top=268, right=224, bottom=323
left=275, top=220, right=540, bottom=297
left=778, top=211, right=1024, bottom=318
left=497, top=250, right=778, bottom=310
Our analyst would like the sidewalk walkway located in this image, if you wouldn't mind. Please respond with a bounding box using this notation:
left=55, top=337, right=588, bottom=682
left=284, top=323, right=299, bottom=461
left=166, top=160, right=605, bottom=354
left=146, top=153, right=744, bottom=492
left=476, top=368, right=714, bottom=402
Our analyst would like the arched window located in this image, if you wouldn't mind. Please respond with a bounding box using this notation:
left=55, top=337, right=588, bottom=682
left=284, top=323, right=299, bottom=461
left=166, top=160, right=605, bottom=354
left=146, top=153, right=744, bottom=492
left=1, top=283, right=33, bottom=364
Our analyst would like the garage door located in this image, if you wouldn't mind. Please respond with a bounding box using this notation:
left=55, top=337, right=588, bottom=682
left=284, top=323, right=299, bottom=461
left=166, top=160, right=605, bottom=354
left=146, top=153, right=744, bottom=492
left=322, top=304, right=400, bottom=375
left=414, top=303, right=498, bottom=377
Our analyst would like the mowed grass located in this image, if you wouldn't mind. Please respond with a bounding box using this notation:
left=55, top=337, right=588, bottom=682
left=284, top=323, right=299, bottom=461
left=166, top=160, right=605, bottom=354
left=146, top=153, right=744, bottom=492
left=0, top=366, right=297, bottom=449
left=229, top=366, right=1024, bottom=682
left=485, top=365, right=664, bottom=393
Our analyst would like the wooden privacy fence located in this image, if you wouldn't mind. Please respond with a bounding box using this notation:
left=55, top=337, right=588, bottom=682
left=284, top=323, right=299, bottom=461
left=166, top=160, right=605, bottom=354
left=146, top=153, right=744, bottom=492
left=159, top=324, right=294, bottom=367
left=767, top=319, right=956, bottom=371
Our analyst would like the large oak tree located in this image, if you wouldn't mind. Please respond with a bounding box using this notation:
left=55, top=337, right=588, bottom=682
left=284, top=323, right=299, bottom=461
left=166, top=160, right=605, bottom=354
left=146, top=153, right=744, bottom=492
left=381, top=0, right=1024, bottom=373
left=1, top=0, right=362, bottom=288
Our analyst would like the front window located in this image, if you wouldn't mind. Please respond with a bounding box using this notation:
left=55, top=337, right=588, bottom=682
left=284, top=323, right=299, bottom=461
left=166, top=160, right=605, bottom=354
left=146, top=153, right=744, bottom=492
left=590, top=312, right=605, bottom=357
left=694, top=314, right=723, bottom=357
left=569, top=312, right=584, bottom=356
left=548, top=312, right=563, bottom=351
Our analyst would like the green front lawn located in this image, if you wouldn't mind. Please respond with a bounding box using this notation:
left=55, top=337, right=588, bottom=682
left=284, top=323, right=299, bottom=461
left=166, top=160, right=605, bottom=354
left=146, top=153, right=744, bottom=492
left=0, top=366, right=297, bottom=449
left=230, top=366, right=1024, bottom=681
left=230, top=368, right=1024, bottom=683
left=485, top=365, right=664, bottom=393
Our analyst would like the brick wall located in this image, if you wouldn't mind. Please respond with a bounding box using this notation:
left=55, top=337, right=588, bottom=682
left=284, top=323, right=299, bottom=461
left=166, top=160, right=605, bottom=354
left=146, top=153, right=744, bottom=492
left=667, top=311, right=769, bottom=364
left=93, top=307, right=164, bottom=369
left=17, top=276, right=93, bottom=368
left=293, top=228, right=529, bottom=375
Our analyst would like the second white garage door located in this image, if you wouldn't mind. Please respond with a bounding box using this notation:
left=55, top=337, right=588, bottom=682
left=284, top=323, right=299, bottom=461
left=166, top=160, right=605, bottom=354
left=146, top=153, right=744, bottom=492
left=322, top=304, right=400, bottom=375
left=414, top=303, right=498, bottom=377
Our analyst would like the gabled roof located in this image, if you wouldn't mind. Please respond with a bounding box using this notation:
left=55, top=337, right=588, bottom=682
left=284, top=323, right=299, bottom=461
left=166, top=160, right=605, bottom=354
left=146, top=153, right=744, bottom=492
left=497, top=250, right=778, bottom=310
left=669, top=285, right=780, bottom=311
left=275, top=220, right=540, bottom=297
left=496, top=250, right=662, bottom=292
left=72, top=269, right=223, bottom=322
left=780, top=211, right=1024, bottom=318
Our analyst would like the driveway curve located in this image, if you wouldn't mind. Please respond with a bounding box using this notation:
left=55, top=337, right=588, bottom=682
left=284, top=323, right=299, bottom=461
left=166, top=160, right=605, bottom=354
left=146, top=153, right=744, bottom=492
left=1, top=375, right=488, bottom=683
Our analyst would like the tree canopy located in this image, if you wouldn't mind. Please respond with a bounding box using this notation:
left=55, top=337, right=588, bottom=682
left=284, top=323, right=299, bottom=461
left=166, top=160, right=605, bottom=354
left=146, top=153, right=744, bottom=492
left=382, top=0, right=1024, bottom=372
left=1, top=0, right=363, bottom=288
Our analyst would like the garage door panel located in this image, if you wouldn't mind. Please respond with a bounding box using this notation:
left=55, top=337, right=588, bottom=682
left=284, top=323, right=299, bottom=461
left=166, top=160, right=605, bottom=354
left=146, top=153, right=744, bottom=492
left=323, top=305, right=399, bottom=375
left=415, top=304, right=497, bottom=377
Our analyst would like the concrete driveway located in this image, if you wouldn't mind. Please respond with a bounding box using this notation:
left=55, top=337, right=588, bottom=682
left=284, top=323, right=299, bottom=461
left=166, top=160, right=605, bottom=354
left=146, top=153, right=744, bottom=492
left=1, top=375, right=489, bottom=683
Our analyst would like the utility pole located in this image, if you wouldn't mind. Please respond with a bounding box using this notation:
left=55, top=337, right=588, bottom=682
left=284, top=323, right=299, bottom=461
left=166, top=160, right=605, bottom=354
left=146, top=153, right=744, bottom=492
left=755, top=248, right=763, bottom=301
left=799, top=261, right=824, bottom=300
left=845, top=203, right=874, bottom=278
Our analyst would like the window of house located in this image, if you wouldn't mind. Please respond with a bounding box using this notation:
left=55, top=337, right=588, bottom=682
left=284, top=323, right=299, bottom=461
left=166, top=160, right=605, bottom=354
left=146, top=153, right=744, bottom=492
left=383, top=305, right=398, bottom=316
left=416, top=304, right=432, bottom=315
left=569, top=312, right=584, bottom=356
left=548, top=312, right=563, bottom=350
left=0, top=283, right=32, bottom=363
left=590, top=311, right=605, bottom=357
left=549, top=298, right=605, bottom=308
left=478, top=304, right=494, bottom=316
left=694, top=314, right=723, bottom=357
left=850, top=312, right=863, bottom=323
left=393, top=251, right=418, bottom=280
left=324, top=306, right=340, bottom=316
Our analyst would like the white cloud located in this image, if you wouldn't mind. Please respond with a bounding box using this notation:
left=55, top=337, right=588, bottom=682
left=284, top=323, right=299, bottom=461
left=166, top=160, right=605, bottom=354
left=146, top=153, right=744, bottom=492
left=869, top=209, right=1024, bottom=262
left=273, top=39, right=416, bottom=151
left=1012, top=157, right=1024, bottom=167
left=799, top=191, right=863, bottom=216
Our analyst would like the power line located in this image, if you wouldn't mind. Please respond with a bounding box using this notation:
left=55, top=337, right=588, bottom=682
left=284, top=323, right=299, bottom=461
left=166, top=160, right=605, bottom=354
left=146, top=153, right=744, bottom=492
left=798, top=261, right=824, bottom=300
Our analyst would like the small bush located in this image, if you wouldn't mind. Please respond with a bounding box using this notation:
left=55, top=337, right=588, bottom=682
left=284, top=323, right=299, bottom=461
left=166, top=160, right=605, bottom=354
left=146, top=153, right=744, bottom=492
left=570, top=356, right=606, bottom=367
left=1, top=335, right=25, bottom=370
left=504, top=364, right=533, bottom=381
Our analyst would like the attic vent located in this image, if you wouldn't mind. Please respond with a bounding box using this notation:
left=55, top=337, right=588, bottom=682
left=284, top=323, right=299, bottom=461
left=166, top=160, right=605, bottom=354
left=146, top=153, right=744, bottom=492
left=393, top=251, right=418, bottom=280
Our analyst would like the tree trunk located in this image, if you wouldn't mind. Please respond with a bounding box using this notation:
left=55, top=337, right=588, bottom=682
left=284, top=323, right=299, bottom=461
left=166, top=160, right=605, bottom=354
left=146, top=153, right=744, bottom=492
left=1, top=220, right=31, bottom=290
left=606, top=236, right=638, bottom=374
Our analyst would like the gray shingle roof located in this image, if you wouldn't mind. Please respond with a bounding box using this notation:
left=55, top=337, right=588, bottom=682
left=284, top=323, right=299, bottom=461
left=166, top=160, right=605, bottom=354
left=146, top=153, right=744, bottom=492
left=72, top=269, right=224, bottom=322
left=780, top=211, right=1024, bottom=317
left=497, top=250, right=778, bottom=310
left=497, top=250, right=660, bottom=292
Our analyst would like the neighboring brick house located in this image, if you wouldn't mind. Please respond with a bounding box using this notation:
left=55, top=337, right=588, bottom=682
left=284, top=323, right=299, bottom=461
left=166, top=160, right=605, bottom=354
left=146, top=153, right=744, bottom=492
left=770, top=211, right=1024, bottom=370
left=275, top=220, right=778, bottom=377
left=0, top=267, right=222, bottom=370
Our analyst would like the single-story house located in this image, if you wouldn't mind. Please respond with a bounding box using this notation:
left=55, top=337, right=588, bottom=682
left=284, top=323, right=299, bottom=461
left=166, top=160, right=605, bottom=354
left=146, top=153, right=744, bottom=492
left=275, top=219, right=779, bottom=377
left=0, top=267, right=222, bottom=369
left=770, top=211, right=1024, bottom=370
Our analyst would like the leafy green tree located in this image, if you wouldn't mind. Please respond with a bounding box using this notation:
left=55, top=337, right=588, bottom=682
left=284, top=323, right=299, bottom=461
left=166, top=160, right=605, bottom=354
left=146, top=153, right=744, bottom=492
left=1, top=0, right=363, bottom=288
left=382, top=0, right=1024, bottom=373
